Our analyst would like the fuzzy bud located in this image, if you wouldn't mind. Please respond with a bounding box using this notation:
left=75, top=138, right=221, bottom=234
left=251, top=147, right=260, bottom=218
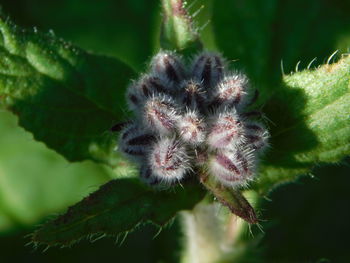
left=209, top=148, right=255, bottom=187
left=139, top=165, right=161, bottom=186
left=207, top=109, right=245, bottom=150
left=208, top=73, right=248, bottom=110
left=192, top=52, right=225, bottom=89
left=180, top=80, right=207, bottom=112
left=151, top=51, right=186, bottom=84
left=143, top=95, right=180, bottom=135
left=126, top=75, right=174, bottom=113
left=244, top=122, right=269, bottom=152
left=119, top=123, right=155, bottom=160
left=149, top=137, right=189, bottom=182
left=177, top=111, right=206, bottom=145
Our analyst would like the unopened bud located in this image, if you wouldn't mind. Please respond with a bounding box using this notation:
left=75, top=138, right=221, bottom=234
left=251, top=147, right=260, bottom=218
left=207, top=109, right=245, bottom=150
left=119, top=122, right=155, bottom=160
left=209, top=148, right=254, bottom=187
left=126, top=75, right=174, bottom=113
left=180, top=80, right=207, bottom=112
left=140, top=165, right=161, bottom=186
left=143, top=95, right=180, bottom=135
left=151, top=51, right=186, bottom=84
left=244, top=122, right=269, bottom=152
left=149, top=137, right=189, bottom=182
left=177, top=111, right=206, bottom=145
left=209, top=73, right=248, bottom=110
left=192, top=52, right=225, bottom=89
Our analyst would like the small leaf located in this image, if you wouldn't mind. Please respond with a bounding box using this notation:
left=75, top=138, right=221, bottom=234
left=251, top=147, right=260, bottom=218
left=254, top=56, right=350, bottom=193
left=31, top=178, right=205, bottom=247
left=160, top=0, right=202, bottom=54
left=0, top=15, right=135, bottom=165
left=199, top=172, right=257, bottom=224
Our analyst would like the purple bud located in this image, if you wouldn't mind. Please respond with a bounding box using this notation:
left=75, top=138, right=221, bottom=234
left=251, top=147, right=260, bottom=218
left=177, top=111, right=206, bottom=145
left=180, top=80, right=207, bottom=112
left=207, top=109, right=245, bottom=150
left=151, top=51, right=186, bottom=84
left=191, top=51, right=225, bottom=89
left=143, top=95, right=180, bottom=135
left=139, top=165, right=161, bottom=186
left=209, top=148, right=255, bottom=187
left=244, top=122, right=269, bottom=152
left=208, top=73, right=249, bottom=110
left=149, top=137, right=189, bottom=183
left=126, top=75, right=174, bottom=113
left=119, top=122, right=156, bottom=160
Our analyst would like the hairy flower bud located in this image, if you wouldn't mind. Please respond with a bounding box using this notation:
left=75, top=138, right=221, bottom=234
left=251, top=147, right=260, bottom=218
left=140, top=165, right=161, bottom=186
left=149, top=137, right=190, bottom=182
left=180, top=80, right=207, bottom=112
left=191, top=52, right=225, bottom=89
left=119, top=50, right=270, bottom=189
left=208, top=73, right=249, bottom=110
left=207, top=109, right=245, bottom=150
left=151, top=51, right=186, bottom=84
left=209, top=148, right=255, bottom=187
left=119, top=123, right=155, bottom=160
left=143, top=95, right=180, bottom=135
left=244, top=122, right=269, bottom=152
left=177, top=111, right=206, bottom=145
left=126, top=75, right=173, bottom=113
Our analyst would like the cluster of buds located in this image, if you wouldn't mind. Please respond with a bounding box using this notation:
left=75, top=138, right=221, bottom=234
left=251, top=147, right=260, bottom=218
left=118, top=50, right=269, bottom=188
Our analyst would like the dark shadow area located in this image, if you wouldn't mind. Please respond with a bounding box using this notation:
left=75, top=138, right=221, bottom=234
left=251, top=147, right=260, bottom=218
left=261, top=81, right=319, bottom=169
left=0, top=218, right=182, bottom=263
left=0, top=0, right=160, bottom=70
left=257, top=160, right=350, bottom=262
left=213, top=0, right=350, bottom=89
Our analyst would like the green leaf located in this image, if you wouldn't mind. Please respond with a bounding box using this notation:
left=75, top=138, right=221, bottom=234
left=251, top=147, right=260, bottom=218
left=254, top=56, right=350, bottom=193
left=31, top=179, right=205, bottom=247
left=212, top=1, right=350, bottom=193
left=160, top=0, right=202, bottom=54
left=0, top=111, right=122, bottom=231
left=0, top=0, right=161, bottom=71
left=0, top=15, right=135, bottom=165
left=213, top=0, right=350, bottom=88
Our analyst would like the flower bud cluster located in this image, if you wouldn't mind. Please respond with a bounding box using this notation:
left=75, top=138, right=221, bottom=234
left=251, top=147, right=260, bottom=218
left=119, top=51, right=269, bottom=188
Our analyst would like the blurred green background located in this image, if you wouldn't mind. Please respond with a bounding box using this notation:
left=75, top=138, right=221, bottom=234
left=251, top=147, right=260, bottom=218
left=0, top=0, right=349, bottom=262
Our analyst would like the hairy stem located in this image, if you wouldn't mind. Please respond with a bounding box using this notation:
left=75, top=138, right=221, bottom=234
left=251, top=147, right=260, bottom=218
left=180, top=202, right=246, bottom=263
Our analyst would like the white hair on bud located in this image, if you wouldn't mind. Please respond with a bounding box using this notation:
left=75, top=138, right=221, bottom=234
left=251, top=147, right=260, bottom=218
left=126, top=74, right=175, bottom=114
left=119, top=50, right=270, bottom=189
left=151, top=51, right=186, bottom=84
left=191, top=51, right=226, bottom=90
left=209, top=147, right=255, bottom=187
left=139, top=165, right=161, bottom=186
left=143, top=94, right=180, bottom=136
left=207, top=108, right=246, bottom=150
left=149, top=137, right=190, bottom=183
left=208, top=72, right=249, bottom=110
left=179, top=79, right=208, bottom=112
left=177, top=110, right=206, bottom=145
left=244, top=122, right=270, bottom=153
left=119, top=122, right=155, bottom=162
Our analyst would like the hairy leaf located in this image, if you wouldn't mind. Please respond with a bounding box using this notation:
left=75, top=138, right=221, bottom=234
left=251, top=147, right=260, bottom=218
left=254, top=56, right=350, bottom=193
left=32, top=179, right=205, bottom=247
left=0, top=15, right=135, bottom=165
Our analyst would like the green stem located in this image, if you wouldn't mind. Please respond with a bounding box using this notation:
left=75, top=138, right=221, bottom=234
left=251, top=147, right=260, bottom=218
left=180, top=202, right=245, bottom=263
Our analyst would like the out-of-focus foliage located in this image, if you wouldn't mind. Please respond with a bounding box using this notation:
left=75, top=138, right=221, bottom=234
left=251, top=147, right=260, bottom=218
left=0, top=111, right=116, bottom=231
left=0, top=15, right=135, bottom=164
